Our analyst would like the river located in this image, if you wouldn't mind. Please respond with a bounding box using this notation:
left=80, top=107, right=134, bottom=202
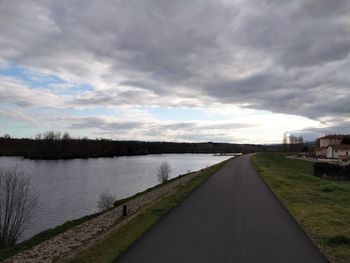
left=0, top=154, right=231, bottom=241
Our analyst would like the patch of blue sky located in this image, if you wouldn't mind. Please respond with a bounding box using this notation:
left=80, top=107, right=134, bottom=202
left=0, top=118, right=94, bottom=139
left=0, top=103, right=16, bottom=110
left=0, top=119, right=37, bottom=138
left=0, top=63, right=92, bottom=94
left=0, top=63, right=63, bottom=87
left=61, top=83, right=92, bottom=95
left=147, top=107, right=227, bottom=122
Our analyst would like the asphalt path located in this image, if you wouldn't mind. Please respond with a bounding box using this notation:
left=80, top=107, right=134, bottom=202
left=116, top=154, right=328, bottom=263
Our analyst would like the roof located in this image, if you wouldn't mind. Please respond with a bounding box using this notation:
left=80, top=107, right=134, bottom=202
left=327, top=144, right=350, bottom=150
left=320, top=134, right=350, bottom=140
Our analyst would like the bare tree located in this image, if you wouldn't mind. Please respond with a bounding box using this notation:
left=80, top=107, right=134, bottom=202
left=42, top=131, right=62, bottom=141
left=282, top=132, right=288, bottom=145
left=0, top=167, right=38, bottom=247
left=97, top=190, right=115, bottom=211
left=2, top=134, right=11, bottom=139
left=157, top=162, right=171, bottom=183
left=35, top=133, right=42, bottom=140
left=62, top=132, right=71, bottom=140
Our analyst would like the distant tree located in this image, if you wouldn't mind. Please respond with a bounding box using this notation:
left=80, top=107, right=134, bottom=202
left=0, top=135, right=267, bottom=159
left=302, top=145, right=309, bottom=152
left=288, top=134, right=304, bottom=144
left=298, top=136, right=304, bottom=144
left=42, top=131, right=63, bottom=141
left=282, top=132, right=288, bottom=145
left=0, top=167, right=38, bottom=247
left=35, top=133, right=42, bottom=140
left=62, top=132, right=71, bottom=140
left=43, top=131, right=55, bottom=141
left=282, top=132, right=289, bottom=151
left=97, top=190, right=115, bottom=211
left=2, top=134, right=11, bottom=139
left=290, top=135, right=295, bottom=144
left=157, top=162, right=171, bottom=183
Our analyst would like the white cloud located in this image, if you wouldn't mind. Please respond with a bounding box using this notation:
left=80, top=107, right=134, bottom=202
left=0, top=76, right=67, bottom=107
left=1, top=0, right=350, bottom=142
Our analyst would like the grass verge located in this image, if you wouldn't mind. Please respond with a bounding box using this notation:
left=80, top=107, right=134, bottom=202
left=68, top=159, right=229, bottom=263
left=251, top=152, right=350, bottom=263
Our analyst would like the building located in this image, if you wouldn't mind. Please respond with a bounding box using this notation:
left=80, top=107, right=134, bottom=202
left=326, top=144, right=350, bottom=161
left=315, top=147, right=327, bottom=158
left=316, top=134, right=350, bottom=158
left=320, top=134, right=350, bottom=147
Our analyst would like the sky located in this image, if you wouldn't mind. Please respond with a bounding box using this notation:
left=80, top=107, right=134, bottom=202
left=0, top=0, right=349, bottom=144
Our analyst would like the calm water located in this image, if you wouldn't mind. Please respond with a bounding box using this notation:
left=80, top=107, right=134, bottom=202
left=0, top=154, right=231, bottom=241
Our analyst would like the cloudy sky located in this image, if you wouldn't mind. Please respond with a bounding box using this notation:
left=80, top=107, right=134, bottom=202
left=1, top=0, right=349, bottom=144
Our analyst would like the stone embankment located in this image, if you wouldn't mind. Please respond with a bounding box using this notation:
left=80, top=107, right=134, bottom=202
left=4, top=170, right=203, bottom=263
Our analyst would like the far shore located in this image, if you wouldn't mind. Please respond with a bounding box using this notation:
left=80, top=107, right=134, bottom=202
left=0, top=137, right=265, bottom=160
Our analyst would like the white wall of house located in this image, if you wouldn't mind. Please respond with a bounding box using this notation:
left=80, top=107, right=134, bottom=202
left=326, top=146, right=333, bottom=158
left=326, top=146, right=350, bottom=159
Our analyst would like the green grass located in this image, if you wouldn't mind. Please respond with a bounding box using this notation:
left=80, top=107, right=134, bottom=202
left=251, top=153, right=350, bottom=263
left=68, top=160, right=229, bottom=263
left=0, top=212, right=102, bottom=262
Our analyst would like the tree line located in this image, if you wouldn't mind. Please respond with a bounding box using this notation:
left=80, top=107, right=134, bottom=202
left=282, top=132, right=304, bottom=145
left=0, top=131, right=267, bottom=160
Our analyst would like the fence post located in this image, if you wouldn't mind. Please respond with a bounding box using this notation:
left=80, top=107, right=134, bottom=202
left=123, top=205, right=127, bottom=216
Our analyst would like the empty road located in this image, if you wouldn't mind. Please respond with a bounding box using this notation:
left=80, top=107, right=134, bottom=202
left=116, top=154, right=328, bottom=263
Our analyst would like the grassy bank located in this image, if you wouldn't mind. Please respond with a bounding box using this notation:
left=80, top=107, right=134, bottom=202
left=68, top=159, right=229, bottom=263
left=251, top=153, right=350, bottom=263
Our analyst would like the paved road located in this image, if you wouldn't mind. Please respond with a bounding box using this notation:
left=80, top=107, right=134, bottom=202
left=116, top=154, right=328, bottom=263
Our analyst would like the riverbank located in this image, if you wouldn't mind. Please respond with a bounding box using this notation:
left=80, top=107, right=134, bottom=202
left=0, top=137, right=263, bottom=160
left=251, top=153, right=350, bottom=263
left=2, top=159, right=230, bottom=262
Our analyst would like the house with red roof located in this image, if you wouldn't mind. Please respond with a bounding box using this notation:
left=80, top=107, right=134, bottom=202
left=315, top=134, right=350, bottom=158
left=320, top=134, right=350, bottom=147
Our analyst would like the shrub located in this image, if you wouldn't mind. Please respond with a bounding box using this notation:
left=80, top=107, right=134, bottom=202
left=313, top=162, right=350, bottom=180
left=97, top=191, right=115, bottom=211
left=157, top=162, right=171, bottom=183
left=0, top=167, right=38, bottom=248
left=327, top=235, right=350, bottom=246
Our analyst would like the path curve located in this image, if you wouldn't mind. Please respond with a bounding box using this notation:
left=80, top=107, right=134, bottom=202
left=116, top=154, right=328, bottom=263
